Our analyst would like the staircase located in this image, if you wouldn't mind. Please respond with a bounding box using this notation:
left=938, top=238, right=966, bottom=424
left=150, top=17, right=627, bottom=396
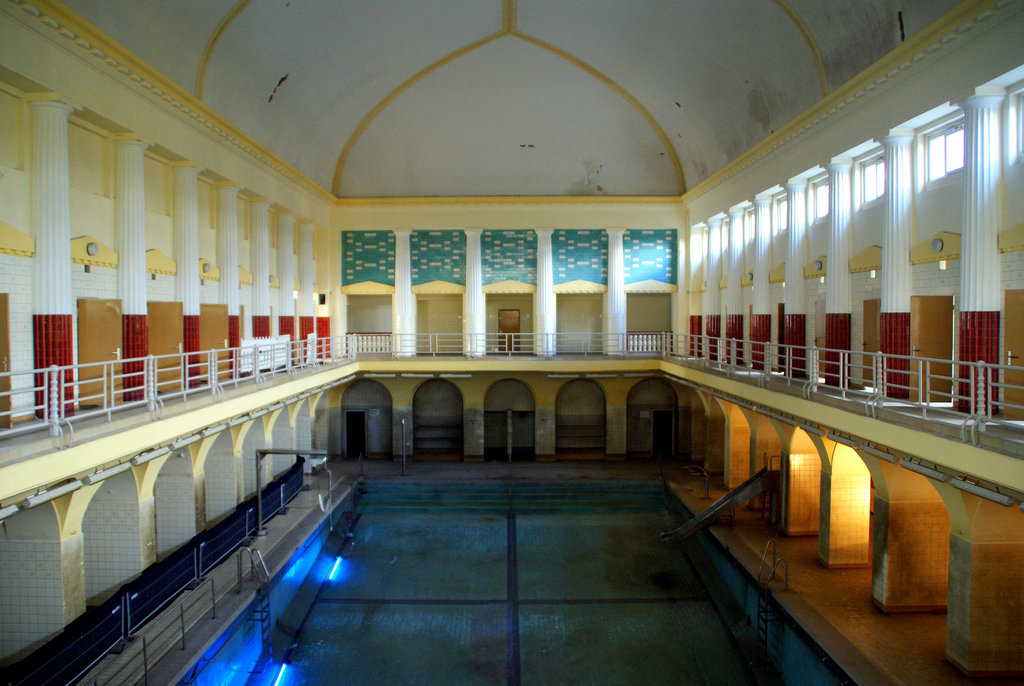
left=354, top=481, right=670, bottom=514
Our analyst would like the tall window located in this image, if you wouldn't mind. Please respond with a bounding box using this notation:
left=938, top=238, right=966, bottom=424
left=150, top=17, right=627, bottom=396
left=813, top=180, right=829, bottom=220
left=861, top=157, right=885, bottom=204
left=773, top=197, right=787, bottom=235
left=927, top=124, right=964, bottom=181
left=744, top=208, right=755, bottom=244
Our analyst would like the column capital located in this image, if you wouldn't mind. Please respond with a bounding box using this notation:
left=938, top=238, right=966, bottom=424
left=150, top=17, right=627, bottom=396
left=392, top=228, right=412, bottom=236
left=111, top=133, right=151, bottom=149
left=606, top=228, right=625, bottom=238
left=25, top=93, right=76, bottom=114
left=785, top=179, right=808, bottom=194
left=753, top=194, right=773, bottom=208
left=882, top=132, right=914, bottom=149
left=249, top=196, right=269, bottom=207
left=534, top=228, right=554, bottom=236
left=170, top=160, right=201, bottom=171
left=961, top=92, right=1005, bottom=112
left=707, top=215, right=725, bottom=228
left=827, top=159, right=853, bottom=173
left=727, top=206, right=745, bottom=221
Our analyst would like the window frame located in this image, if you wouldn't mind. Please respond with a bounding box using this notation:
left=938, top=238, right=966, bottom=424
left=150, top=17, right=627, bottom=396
left=772, top=195, right=788, bottom=235
left=859, top=153, right=885, bottom=207
left=925, top=121, right=965, bottom=182
left=811, top=176, right=829, bottom=222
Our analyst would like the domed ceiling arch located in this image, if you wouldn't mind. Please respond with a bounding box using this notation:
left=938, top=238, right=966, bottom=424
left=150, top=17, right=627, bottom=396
left=62, top=0, right=963, bottom=198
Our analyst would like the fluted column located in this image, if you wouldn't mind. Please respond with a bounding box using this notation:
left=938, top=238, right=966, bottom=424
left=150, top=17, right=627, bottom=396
left=29, top=98, right=74, bottom=416
left=957, top=93, right=1004, bottom=413
left=704, top=217, right=724, bottom=361
left=881, top=134, right=914, bottom=398
left=113, top=136, right=149, bottom=399
left=393, top=229, right=415, bottom=356
left=785, top=181, right=808, bottom=377
left=605, top=229, right=626, bottom=354
left=751, top=196, right=772, bottom=369
left=217, top=185, right=241, bottom=349
left=298, top=221, right=316, bottom=343
left=689, top=225, right=704, bottom=357
left=277, top=212, right=295, bottom=340
left=464, top=230, right=485, bottom=356
left=250, top=199, right=271, bottom=337
left=726, top=207, right=745, bottom=365
left=172, top=163, right=201, bottom=384
left=535, top=229, right=555, bottom=356
left=825, top=161, right=853, bottom=386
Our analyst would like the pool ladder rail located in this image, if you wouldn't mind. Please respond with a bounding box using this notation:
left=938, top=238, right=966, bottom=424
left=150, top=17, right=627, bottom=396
left=237, top=547, right=270, bottom=592
left=756, top=538, right=788, bottom=663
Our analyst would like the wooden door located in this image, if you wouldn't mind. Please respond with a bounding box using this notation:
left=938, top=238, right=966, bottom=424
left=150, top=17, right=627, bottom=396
left=148, top=301, right=183, bottom=391
left=911, top=295, right=953, bottom=400
left=77, top=299, right=122, bottom=407
left=862, top=299, right=880, bottom=388
left=1004, top=290, right=1024, bottom=419
left=498, top=308, right=520, bottom=352
left=0, top=294, right=8, bottom=428
left=200, top=304, right=230, bottom=379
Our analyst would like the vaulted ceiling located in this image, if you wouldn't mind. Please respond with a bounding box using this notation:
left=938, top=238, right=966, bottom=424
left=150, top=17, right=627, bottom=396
left=62, top=0, right=961, bottom=197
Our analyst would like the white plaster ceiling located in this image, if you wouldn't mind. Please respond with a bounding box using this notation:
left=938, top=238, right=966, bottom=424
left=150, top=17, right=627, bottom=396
left=62, top=0, right=962, bottom=198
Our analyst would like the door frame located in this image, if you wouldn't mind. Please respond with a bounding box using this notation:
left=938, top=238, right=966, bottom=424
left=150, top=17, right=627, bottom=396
left=651, top=408, right=675, bottom=459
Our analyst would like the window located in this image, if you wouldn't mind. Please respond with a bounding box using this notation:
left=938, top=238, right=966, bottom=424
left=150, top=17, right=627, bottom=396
left=927, top=124, right=964, bottom=181
left=1016, top=91, right=1024, bottom=160
left=813, top=181, right=829, bottom=220
left=773, top=197, right=787, bottom=234
left=744, top=208, right=755, bottom=245
left=861, top=157, right=885, bottom=204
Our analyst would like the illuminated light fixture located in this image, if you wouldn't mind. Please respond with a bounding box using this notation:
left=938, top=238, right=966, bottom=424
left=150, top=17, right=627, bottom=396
left=800, top=424, right=825, bottom=437
left=83, top=461, right=133, bottom=485
left=898, top=458, right=950, bottom=482
left=273, top=663, right=288, bottom=686
left=23, top=480, right=82, bottom=508
left=364, top=373, right=395, bottom=378
left=171, top=434, right=201, bottom=451
left=401, top=373, right=433, bottom=378
left=869, top=270, right=876, bottom=279
left=622, top=373, right=652, bottom=377
left=585, top=373, right=617, bottom=378
left=950, top=478, right=1016, bottom=506
left=0, top=504, right=19, bottom=521
left=819, top=276, right=825, bottom=284
left=200, top=424, right=227, bottom=438
left=825, top=432, right=857, bottom=447
left=131, top=446, right=171, bottom=466
left=858, top=444, right=897, bottom=463
left=337, top=375, right=356, bottom=384
left=329, top=557, right=342, bottom=581
left=546, top=374, right=579, bottom=379
left=439, top=373, right=471, bottom=378
left=938, top=260, right=947, bottom=271
left=227, top=416, right=249, bottom=428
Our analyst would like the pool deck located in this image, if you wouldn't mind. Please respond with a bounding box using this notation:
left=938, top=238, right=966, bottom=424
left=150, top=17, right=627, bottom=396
left=336, top=458, right=1019, bottom=686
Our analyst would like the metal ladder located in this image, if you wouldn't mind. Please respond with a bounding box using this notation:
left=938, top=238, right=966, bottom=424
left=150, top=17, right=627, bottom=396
left=237, top=547, right=274, bottom=671
left=756, top=538, right=788, bottom=662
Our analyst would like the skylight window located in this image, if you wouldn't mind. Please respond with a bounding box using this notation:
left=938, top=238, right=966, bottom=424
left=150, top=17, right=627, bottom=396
left=861, top=157, right=885, bottom=204
left=927, top=124, right=964, bottom=181
left=813, top=181, right=829, bottom=220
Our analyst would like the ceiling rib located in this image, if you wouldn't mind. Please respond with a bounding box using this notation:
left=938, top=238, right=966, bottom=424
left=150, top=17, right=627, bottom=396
left=769, top=0, right=830, bottom=97
left=195, top=0, right=255, bottom=98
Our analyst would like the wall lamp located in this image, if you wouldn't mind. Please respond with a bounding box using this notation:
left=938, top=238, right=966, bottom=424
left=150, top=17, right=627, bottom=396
left=857, top=444, right=897, bottom=463
left=824, top=432, right=857, bottom=447
left=898, top=458, right=950, bottom=482
left=336, top=375, right=356, bottom=384
left=83, top=461, right=133, bottom=485
left=546, top=374, right=580, bottom=379
left=364, top=373, right=396, bottom=378
left=171, top=434, right=201, bottom=451
left=401, top=373, right=433, bottom=378
left=950, top=478, right=1016, bottom=507
left=0, top=504, right=19, bottom=521
left=439, top=373, right=472, bottom=378
left=131, top=446, right=171, bottom=466
left=801, top=424, right=826, bottom=437
left=622, top=373, right=652, bottom=378
left=23, top=480, right=82, bottom=508
left=585, top=373, right=617, bottom=378
left=200, top=424, right=228, bottom=438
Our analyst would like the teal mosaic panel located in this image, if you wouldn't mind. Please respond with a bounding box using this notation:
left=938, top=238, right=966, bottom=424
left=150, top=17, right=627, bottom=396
left=342, top=231, right=395, bottom=286
left=411, top=230, right=466, bottom=286
left=553, top=229, right=607, bottom=285
left=624, top=229, right=676, bottom=285
left=481, top=230, right=536, bottom=285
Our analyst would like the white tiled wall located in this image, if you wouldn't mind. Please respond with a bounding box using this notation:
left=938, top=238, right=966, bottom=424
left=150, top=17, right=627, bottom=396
left=203, top=446, right=238, bottom=523
left=147, top=273, right=175, bottom=303
left=0, top=539, right=66, bottom=659
left=155, top=474, right=196, bottom=557
left=83, top=498, right=141, bottom=601
left=0, top=254, right=34, bottom=415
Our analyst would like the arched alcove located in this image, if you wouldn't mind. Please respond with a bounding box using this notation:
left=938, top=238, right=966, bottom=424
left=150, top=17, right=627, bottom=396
left=626, top=378, right=677, bottom=459
left=412, top=379, right=464, bottom=459
left=340, top=379, right=393, bottom=458
left=484, top=379, right=535, bottom=461
left=555, top=379, right=606, bottom=458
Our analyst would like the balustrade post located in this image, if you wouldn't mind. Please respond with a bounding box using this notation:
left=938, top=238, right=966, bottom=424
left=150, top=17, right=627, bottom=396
left=47, top=366, right=60, bottom=435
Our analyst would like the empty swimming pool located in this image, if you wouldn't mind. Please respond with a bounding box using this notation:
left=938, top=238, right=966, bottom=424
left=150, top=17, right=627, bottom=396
left=260, top=481, right=761, bottom=686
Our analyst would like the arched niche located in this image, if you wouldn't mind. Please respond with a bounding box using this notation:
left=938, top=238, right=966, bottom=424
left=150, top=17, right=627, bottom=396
left=555, top=379, right=606, bottom=458
left=626, top=378, right=677, bottom=459
left=412, top=379, right=464, bottom=459
left=340, top=379, right=393, bottom=459
left=484, top=379, right=535, bottom=461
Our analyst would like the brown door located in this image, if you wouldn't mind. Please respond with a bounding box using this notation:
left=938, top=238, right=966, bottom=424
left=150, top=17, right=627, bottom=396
left=200, top=304, right=230, bottom=379
left=862, top=298, right=880, bottom=388
left=814, top=300, right=826, bottom=348
left=498, top=309, right=520, bottom=352
left=0, top=293, right=8, bottom=428
left=148, top=301, right=183, bottom=391
left=1004, top=290, right=1024, bottom=419
left=77, top=299, right=123, bottom=407
left=911, top=295, right=953, bottom=401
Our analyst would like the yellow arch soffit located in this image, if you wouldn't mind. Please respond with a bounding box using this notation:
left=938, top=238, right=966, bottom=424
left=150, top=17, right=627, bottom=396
left=332, top=31, right=686, bottom=196
left=769, top=0, right=829, bottom=98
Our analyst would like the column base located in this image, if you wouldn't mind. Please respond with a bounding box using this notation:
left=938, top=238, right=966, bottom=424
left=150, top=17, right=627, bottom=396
left=880, top=312, right=910, bottom=399
left=316, top=317, right=331, bottom=358
left=689, top=315, right=702, bottom=357
left=750, top=313, right=770, bottom=370
left=725, top=314, right=743, bottom=365
left=785, top=313, right=806, bottom=378
left=252, top=315, right=270, bottom=338
left=183, top=314, right=201, bottom=388
left=705, top=314, right=721, bottom=361
left=33, top=313, right=74, bottom=418
left=279, top=316, right=295, bottom=340
left=956, top=310, right=999, bottom=413
left=824, top=312, right=851, bottom=387
left=122, top=314, right=148, bottom=402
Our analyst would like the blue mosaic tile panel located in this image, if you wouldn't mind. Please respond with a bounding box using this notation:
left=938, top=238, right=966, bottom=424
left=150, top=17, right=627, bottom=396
left=481, top=230, right=536, bottom=285
left=553, top=229, right=607, bottom=286
left=342, top=231, right=395, bottom=286
left=411, top=230, right=466, bottom=286
left=624, top=229, right=677, bottom=285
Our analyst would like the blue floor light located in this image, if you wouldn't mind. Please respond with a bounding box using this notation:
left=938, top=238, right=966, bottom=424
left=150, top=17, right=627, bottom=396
left=329, top=557, right=342, bottom=581
left=273, top=663, right=287, bottom=686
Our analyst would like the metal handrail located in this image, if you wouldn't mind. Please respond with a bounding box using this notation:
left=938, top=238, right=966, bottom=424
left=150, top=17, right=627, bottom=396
left=757, top=538, right=778, bottom=585
left=237, top=547, right=270, bottom=592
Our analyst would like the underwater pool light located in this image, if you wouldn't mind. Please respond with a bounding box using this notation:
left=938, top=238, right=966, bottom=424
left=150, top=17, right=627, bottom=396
left=329, top=557, right=342, bottom=581
left=273, top=663, right=287, bottom=686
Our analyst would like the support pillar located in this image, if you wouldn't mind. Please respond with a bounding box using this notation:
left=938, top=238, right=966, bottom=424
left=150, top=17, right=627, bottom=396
left=704, top=218, right=723, bottom=361
left=298, top=221, right=315, bottom=344
left=173, top=163, right=201, bottom=385
left=784, top=181, right=808, bottom=378
left=726, top=207, right=745, bottom=365
left=535, top=229, right=555, bottom=356
left=881, top=134, right=914, bottom=398
left=277, top=212, right=295, bottom=340
left=817, top=443, right=870, bottom=568
left=114, top=136, right=149, bottom=400
left=752, top=195, right=772, bottom=370
left=29, top=98, right=74, bottom=417
left=957, top=93, right=1004, bottom=413
left=605, top=229, right=626, bottom=354
left=671, top=227, right=690, bottom=357
left=393, top=229, right=414, bottom=356
left=217, top=185, right=241, bottom=349
left=464, top=230, right=485, bottom=356
left=824, top=161, right=853, bottom=386
left=250, top=199, right=271, bottom=337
